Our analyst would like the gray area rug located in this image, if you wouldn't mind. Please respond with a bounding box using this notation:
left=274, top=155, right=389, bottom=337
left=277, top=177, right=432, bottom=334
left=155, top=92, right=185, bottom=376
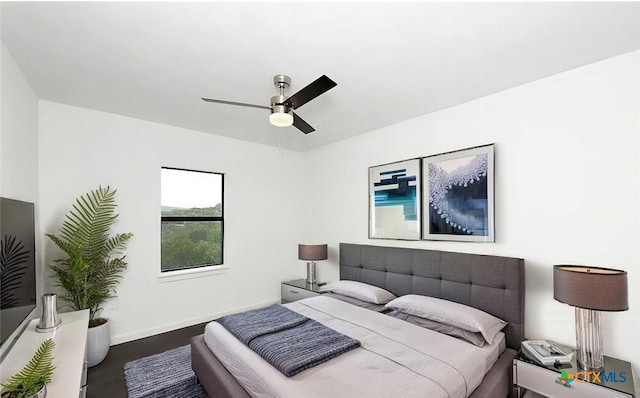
left=124, top=345, right=208, bottom=398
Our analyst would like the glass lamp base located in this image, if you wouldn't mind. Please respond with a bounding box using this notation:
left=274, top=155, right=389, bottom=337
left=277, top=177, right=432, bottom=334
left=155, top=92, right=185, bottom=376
left=575, top=307, right=604, bottom=371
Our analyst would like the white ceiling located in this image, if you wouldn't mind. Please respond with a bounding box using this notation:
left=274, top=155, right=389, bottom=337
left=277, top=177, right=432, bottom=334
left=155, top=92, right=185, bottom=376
left=2, top=2, right=639, bottom=151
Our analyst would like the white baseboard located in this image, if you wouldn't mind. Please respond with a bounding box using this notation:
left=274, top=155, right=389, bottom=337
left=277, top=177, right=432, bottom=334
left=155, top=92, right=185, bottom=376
left=110, top=297, right=281, bottom=345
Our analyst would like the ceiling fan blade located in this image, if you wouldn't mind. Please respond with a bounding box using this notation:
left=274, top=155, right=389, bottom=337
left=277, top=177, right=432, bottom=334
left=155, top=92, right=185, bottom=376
left=285, top=75, right=337, bottom=109
left=292, top=112, right=315, bottom=134
left=201, top=98, right=270, bottom=110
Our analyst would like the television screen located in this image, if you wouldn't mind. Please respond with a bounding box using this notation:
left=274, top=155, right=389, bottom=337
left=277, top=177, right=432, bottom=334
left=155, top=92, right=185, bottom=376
left=0, top=198, right=37, bottom=348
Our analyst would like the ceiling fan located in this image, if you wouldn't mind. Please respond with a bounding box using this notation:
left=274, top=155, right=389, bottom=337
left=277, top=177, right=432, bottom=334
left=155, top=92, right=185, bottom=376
left=202, top=74, right=337, bottom=134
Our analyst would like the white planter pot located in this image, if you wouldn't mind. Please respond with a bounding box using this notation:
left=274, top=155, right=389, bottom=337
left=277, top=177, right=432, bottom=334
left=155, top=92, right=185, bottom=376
left=86, top=319, right=110, bottom=367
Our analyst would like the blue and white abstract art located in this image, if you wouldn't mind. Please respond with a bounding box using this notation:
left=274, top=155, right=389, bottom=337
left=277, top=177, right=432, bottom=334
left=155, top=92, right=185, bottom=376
left=422, top=144, right=495, bottom=242
left=369, top=159, right=421, bottom=240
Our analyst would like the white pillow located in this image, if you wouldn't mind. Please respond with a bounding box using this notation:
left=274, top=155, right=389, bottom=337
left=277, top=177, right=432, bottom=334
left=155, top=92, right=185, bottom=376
left=385, top=294, right=507, bottom=344
left=387, top=310, right=487, bottom=347
left=320, top=281, right=397, bottom=304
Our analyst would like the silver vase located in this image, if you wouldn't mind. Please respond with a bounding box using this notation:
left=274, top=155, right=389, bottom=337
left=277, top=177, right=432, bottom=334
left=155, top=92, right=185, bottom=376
left=29, top=383, right=46, bottom=398
left=36, top=294, right=62, bottom=332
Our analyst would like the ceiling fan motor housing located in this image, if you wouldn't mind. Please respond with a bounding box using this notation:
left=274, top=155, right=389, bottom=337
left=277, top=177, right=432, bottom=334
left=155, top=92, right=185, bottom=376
left=271, top=95, right=290, bottom=110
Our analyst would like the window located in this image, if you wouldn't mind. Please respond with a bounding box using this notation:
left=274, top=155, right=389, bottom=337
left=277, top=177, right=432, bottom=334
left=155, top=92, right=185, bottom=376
left=161, top=167, right=223, bottom=272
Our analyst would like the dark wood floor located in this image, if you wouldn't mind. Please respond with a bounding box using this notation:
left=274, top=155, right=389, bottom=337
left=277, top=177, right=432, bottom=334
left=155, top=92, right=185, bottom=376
left=87, top=322, right=208, bottom=398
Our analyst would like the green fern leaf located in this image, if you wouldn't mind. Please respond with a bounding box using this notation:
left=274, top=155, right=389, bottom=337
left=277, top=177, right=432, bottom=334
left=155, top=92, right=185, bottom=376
left=1, top=339, right=55, bottom=396
left=47, top=186, right=132, bottom=321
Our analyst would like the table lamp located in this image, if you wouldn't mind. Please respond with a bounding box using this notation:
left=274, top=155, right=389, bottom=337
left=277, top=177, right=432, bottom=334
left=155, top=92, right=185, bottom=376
left=553, top=265, right=628, bottom=371
left=298, top=244, right=327, bottom=285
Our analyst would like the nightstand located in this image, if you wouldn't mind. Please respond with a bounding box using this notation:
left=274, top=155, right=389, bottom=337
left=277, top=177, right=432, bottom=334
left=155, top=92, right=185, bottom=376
left=513, top=345, right=635, bottom=398
left=281, top=279, right=324, bottom=303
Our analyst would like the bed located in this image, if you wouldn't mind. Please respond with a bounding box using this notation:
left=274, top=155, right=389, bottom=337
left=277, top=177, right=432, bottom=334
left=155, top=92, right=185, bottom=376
left=191, top=243, right=525, bottom=398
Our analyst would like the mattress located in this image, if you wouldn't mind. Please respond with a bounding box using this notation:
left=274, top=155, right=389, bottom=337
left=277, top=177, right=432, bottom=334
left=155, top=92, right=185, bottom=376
left=204, top=296, right=505, bottom=398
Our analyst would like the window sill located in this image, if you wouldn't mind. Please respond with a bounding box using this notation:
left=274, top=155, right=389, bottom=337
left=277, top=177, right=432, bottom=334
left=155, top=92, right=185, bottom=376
left=158, top=265, right=229, bottom=283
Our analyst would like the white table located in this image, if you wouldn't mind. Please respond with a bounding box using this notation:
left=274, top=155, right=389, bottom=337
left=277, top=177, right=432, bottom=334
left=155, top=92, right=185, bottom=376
left=1, top=310, right=90, bottom=398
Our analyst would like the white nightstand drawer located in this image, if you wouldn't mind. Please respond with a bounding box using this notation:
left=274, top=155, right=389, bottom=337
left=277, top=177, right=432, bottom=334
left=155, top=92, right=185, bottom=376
left=281, top=284, right=319, bottom=302
left=515, top=360, right=632, bottom=398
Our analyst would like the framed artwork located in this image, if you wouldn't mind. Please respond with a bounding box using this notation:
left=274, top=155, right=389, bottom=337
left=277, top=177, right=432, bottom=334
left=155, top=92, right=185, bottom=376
left=369, top=159, right=421, bottom=240
left=422, top=144, right=494, bottom=242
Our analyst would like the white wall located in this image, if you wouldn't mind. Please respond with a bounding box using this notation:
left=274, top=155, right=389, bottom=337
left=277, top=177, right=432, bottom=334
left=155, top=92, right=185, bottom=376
left=307, top=51, right=640, bottom=387
left=38, top=102, right=307, bottom=343
left=1, top=43, right=39, bottom=202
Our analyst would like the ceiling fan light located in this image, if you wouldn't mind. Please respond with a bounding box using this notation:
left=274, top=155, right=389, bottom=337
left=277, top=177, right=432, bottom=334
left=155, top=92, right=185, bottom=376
left=269, top=106, right=293, bottom=127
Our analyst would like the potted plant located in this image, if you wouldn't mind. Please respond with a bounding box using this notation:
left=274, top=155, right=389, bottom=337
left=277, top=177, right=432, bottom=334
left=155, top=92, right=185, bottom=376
left=1, top=339, right=55, bottom=398
left=46, top=186, right=132, bottom=367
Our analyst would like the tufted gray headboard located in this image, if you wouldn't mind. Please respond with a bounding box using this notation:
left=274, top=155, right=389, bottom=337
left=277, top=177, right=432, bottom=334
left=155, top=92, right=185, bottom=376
left=339, top=243, right=525, bottom=350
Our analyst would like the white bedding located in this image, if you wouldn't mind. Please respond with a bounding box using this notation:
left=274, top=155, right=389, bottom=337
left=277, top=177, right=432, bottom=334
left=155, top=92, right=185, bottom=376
left=204, top=296, right=505, bottom=398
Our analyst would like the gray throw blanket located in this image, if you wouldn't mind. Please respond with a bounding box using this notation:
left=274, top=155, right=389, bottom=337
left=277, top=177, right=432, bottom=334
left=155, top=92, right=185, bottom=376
left=216, top=304, right=308, bottom=345
left=217, top=304, right=360, bottom=376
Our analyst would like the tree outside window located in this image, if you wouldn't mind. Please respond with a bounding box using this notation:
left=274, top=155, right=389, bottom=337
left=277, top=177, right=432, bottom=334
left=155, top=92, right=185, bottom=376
left=161, top=167, right=223, bottom=272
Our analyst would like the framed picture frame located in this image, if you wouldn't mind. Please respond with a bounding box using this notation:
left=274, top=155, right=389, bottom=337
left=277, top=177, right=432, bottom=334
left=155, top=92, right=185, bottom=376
left=422, top=144, right=495, bottom=242
left=369, top=158, right=421, bottom=240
